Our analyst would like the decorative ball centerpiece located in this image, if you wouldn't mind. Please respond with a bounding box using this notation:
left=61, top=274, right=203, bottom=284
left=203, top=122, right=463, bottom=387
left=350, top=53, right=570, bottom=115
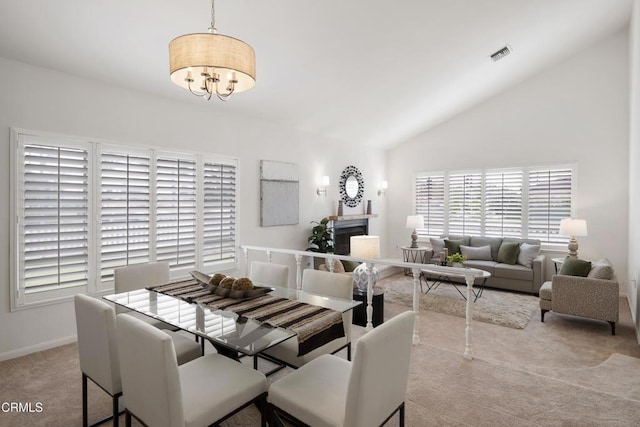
left=219, top=276, right=236, bottom=289
left=208, top=273, right=226, bottom=287
left=232, top=277, right=254, bottom=290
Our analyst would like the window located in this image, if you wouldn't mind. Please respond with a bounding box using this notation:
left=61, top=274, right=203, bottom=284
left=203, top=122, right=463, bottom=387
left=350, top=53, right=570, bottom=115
left=484, top=169, right=522, bottom=238
left=413, top=165, right=574, bottom=243
left=202, top=161, right=237, bottom=268
left=156, top=155, right=198, bottom=273
left=448, top=172, right=482, bottom=235
left=99, top=150, right=151, bottom=284
left=414, top=175, right=445, bottom=237
left=12, top=130, right=238, bottom=309
left=527, top=167, right=572, bottom=243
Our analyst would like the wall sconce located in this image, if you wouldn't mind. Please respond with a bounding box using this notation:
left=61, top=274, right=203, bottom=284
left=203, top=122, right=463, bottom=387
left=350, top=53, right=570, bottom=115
left=377, top=180, right=388, bottom=196
left=317, top=176, right=330, bottom=196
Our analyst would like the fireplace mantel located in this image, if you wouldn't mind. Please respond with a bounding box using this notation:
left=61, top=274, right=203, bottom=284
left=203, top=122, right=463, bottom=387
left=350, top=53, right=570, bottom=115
left=328, top=214, right=378, bottom=221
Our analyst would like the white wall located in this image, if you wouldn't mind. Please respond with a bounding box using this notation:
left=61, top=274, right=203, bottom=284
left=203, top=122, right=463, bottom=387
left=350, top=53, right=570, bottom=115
left=386, top=31, right=630, bottom=284
left=0, top=57, right=387, bottom=359
left=629, top=0, right=640, bottom=341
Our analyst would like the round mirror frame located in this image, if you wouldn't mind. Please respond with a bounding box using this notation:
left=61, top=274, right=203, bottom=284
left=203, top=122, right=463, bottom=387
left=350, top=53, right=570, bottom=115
left=339, top=165, right=364, bottom=208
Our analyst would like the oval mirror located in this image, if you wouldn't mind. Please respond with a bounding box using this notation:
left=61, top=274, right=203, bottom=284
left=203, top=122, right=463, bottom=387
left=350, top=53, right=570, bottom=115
left=339, top=165, right=364, bottom=208
left=345, top=176, right=359, bottom=198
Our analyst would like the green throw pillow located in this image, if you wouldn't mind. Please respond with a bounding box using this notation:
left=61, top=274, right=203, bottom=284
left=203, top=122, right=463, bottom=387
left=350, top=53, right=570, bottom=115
left=497, top=242, right=520, bottom=265
left=444, top=239, right=465, bottom=255
left=341, top=259, right=361, bottom=272
left=559, top=257, right=592, bottom=277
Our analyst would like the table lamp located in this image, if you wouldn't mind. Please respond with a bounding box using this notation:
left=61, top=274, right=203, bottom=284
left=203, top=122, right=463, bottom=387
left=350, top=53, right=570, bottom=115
left=406, top=215, right=424, bottom=249
left=559, top=218, right=588, bottom=258
left=350, top=235, right=380, bottom=291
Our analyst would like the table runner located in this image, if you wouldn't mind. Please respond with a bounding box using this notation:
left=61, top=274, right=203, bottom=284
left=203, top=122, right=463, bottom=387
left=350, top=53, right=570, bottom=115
left=147, top=279, right=345, bottom=356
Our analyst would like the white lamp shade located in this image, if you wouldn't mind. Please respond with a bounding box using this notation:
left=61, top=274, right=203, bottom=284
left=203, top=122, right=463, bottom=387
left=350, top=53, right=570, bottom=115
left=350, top=235, right=380, bottom=259
left=559, top=218, right=588, bottom=237
left=406, top=215, right=424, bottom=229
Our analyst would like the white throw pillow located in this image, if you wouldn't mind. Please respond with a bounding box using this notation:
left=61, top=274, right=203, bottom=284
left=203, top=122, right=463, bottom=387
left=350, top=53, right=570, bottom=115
left=517, top=243, right=540, bottom=268
left=460, top=245, right=492, bottom=261
left=430, top=238, right=445, bottom=257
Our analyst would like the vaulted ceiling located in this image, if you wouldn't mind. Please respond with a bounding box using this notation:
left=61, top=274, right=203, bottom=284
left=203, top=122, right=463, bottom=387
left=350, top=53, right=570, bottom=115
left=0, top=0, right=633, bottom=148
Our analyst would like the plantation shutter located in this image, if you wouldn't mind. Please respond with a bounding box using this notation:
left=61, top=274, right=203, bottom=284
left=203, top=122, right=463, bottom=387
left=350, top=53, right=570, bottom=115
left=415, top=175, right=445, bottom=237
left=202, top=160, right=237, bottom=267
left=527, top=168, right=572, bottom=243
left=20, top=142, right=90, bottom=293
left=156, top=155, right=197, bottom=272
left=448, top=172, right=482, bottom=235
left=99, top=151, right=151, bottom=283
left=484, top=170, right=523, bottom=238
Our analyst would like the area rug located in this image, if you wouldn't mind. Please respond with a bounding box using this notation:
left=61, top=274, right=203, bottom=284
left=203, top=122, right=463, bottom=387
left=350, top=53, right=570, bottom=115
left=380, top=275, right=538, bottom=329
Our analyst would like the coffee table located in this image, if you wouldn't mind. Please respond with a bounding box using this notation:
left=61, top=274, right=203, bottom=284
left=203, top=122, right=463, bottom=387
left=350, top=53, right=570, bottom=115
left=420, top=266, right=490, bottom=302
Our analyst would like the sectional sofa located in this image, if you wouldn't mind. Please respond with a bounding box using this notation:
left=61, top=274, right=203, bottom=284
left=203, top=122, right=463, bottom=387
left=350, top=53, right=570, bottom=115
left=426, top=235, right=546, bottom=294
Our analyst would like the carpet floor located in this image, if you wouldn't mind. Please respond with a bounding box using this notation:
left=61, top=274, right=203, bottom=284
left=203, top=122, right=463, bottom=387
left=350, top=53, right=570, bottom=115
left=1, top=272, right=639, bottom=426
left=380, top=274, right=538, bottom=329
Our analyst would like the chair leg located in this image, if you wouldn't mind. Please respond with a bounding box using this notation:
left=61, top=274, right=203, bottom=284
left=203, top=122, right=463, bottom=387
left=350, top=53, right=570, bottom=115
left=541, top=309, right=548, bottom=322
left=125, top=411, right=132, bottom=427
left=609, top=321, right=616, bottom=335
left=399, top=402, right=405, bottom=427
left=347, top=342, right=352, bottom=361
left=112, top=393, right=121, bottom=427
left=82, top=373, right=88, bottom=427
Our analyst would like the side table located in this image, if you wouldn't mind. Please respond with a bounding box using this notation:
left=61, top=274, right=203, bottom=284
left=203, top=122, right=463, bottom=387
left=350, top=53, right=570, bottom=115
left=401, top=246, right=431, bottom=275
left=352, top=288, right=384, bottom=327
left=551, top=257, right=565, bottom=274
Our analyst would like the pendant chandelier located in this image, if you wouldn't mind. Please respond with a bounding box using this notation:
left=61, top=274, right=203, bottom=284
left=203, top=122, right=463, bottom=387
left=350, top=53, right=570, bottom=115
left=168, top=0, right=256, bottom=101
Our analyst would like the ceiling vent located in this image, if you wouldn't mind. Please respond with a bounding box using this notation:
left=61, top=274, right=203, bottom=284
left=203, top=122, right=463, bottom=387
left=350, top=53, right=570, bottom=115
left=490, top=45, right=512, bottom=62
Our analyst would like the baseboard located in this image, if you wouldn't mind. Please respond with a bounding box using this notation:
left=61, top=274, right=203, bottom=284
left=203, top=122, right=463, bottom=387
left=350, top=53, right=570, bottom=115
left=0, top=335, right=77, bottom=362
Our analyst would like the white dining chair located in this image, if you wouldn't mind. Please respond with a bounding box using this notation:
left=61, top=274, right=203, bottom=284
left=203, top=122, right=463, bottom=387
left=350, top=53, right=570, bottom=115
left=249, top=261, right=290, bottom=288
left=116, top=313, right=268, bottom=427
left=74, top=294, right=201, bottom=427
left=114, top=262, right=177, bottom=329
left=260, top=269, right=354, bottom=368
left=268, top=311, right=416, bottom=427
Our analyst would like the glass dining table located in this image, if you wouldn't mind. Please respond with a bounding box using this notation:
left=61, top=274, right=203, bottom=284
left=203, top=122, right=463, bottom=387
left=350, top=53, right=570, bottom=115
left=103, top=285, right=361, bottom=370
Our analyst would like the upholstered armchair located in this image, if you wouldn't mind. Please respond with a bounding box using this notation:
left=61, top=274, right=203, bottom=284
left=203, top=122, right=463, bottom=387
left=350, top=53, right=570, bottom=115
left=539, top=259, right=619, bottom=334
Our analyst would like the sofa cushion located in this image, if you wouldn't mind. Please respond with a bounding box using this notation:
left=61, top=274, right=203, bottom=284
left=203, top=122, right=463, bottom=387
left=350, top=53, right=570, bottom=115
left=443, top=235, right=471, bottom=246
left=517, top=243, right=540, bottom=268
left=559, top=257, right=591, bottom=277
left=460, top=245, right=492, bottom=261
left=497, top=242, right=520, bottom=265
left=539, top=281, right=552, bottom=301
left=494, top=263, right=533, bottom=281
left=463, top=260, right=497, bottom=276
left=341, top=260, right=361, bottom=272
left=430, top=238, right=445, bottom=257
left=587, top=258, right=615, bottom=280
left=444, top=239, right=465, bottom=255
left=470, top=236, right=502, bottom=261
left=325, top=258, right=345, bottom=273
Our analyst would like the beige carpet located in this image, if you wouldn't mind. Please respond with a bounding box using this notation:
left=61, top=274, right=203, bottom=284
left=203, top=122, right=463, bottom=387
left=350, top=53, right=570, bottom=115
left=2, top=274, right=640, bottom=426
left=380, top=274, right=538, bottom=329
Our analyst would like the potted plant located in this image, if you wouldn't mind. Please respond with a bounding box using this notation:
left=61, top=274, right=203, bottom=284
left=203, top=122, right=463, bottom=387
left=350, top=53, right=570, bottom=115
left=307, top=217, right=335, bottom=269
left=447, top=253, right=467, bottom=267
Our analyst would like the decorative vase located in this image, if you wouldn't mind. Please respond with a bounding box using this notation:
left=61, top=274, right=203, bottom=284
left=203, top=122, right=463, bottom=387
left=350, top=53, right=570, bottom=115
left=352, top=264, right=379, bottom=292
left=337, top=201, right=343, bottom=216
left=366, top=199, right=372, bottom=214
